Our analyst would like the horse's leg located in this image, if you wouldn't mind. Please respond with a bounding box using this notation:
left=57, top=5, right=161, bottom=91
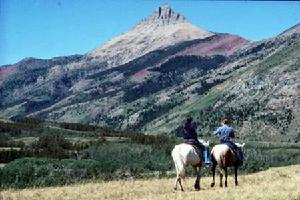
left=234, top=165, right=238, bottom=186
left=194, top=166, right=201, bottom=190
left=224, top=167, right=228, bottom=187
left=174, top=176, right=178, bottom=190
left=211, top=162, right=216, bottom=187
left=178, top=177, right=184, bottom=191
left=198, top=167, right=201, bottom=190
left=173, top=161, right=179, bottom=190
left=219, top=168, right=223, bottom=187
left=175, top=162, right=184, bottom=191
left=174, top=160, right=184, bottom=191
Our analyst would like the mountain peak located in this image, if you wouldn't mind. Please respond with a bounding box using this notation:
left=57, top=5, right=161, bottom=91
left=140, top=4, right=186, bottom=25
left=88, top=4, right=213, bottom=67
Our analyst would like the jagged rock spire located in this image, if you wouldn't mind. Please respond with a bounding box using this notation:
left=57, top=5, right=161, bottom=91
left=140, top=4, right=186, bottom=25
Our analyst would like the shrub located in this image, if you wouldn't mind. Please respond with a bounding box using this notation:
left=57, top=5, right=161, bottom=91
left=0, top=158, right=104, bottom=189
left=34, top=135, right=72, bottom=159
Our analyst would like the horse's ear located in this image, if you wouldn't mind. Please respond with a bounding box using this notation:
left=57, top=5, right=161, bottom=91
left=207, top=140, right=210, bottom=146
left=241, top=143, right=245, bottom=147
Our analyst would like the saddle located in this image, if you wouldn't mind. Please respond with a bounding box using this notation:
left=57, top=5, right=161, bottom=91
left=225, top=144, right=244, bottom=164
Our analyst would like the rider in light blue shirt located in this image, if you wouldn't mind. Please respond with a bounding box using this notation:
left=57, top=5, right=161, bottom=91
left=214, top=119, right=244, bottom=163
left=214, top=122, right=235, bottom=143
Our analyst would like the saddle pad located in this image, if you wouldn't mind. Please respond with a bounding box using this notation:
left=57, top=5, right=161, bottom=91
left=184, top=143, right=201, bottom=157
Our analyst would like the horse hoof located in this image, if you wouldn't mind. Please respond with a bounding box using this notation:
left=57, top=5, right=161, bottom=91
left=210, top=183, right=215, bottom=187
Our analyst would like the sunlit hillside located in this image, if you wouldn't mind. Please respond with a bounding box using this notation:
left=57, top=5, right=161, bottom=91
left=2, top=165, right=300, bottom=200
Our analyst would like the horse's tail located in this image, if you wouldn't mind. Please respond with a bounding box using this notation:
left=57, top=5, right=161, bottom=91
left=210, top=148, right=216, bottom=163
left=172, top=145, right=185, bottom=179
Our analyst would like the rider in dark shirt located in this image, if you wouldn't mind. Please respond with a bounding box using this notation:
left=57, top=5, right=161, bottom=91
left=183, top=116, right=210, bottom=164
left=183, top=118, right=198, bottom=140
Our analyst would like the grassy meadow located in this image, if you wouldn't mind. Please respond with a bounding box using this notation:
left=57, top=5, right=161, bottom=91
left=1, top=165, right=300, bottom=200
left=1, top=117, right=300, bottom=198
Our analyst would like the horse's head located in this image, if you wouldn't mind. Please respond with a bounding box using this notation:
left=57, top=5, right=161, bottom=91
left=198, top=139, right=210, bottom=147
left=235, top=142, right=245, bottom=148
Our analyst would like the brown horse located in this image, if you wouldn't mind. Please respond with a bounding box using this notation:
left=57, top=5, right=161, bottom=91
left=210, top=143, right=245, bottom=187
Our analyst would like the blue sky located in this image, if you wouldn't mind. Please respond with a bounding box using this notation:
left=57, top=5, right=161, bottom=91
left=1, top=0, right=300, bottom=65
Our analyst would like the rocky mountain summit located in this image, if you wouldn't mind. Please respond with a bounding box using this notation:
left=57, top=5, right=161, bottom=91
left=88, top=5, right=213, bottom=68
left=140, top=4, right=186, bottom=25
left=0, top=5, right=299, bottom=142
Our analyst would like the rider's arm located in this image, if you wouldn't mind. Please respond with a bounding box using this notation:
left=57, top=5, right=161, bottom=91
left=184, top=128, right=188, bottom=135
left=213, top=127, right=221, bottom=136
left=183, top=124, right=189, bottom=135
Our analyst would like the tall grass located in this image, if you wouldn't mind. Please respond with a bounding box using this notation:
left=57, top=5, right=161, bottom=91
left=2, top=165, right=299, bottom=200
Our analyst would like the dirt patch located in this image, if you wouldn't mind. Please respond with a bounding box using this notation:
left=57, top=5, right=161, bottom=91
left=0, top=67, right=16, bottom=80
left=132, top=69, right=151, bottom=81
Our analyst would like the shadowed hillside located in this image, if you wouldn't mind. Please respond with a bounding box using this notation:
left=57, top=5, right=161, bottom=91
left=145, top=32, right=300, bottom=143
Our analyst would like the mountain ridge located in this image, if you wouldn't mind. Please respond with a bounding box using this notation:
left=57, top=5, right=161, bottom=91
left=279, top=23, right=300, bottom=37
left=0, top=5, right=299, bottom=143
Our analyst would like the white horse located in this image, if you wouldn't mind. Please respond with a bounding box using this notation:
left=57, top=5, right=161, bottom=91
left=210, top=142, right=245, bottom=188
left=171, top=139, right=209, bottom=191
